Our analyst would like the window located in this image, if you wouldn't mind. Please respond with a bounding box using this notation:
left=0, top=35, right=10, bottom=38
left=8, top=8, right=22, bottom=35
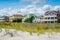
left=48, top=17, right=50, bottom=19
left=51, top=17, right=54, bottom=19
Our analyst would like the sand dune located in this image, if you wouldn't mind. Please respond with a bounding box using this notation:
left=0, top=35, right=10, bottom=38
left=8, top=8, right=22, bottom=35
left=0, top=29, right=60, bottom=40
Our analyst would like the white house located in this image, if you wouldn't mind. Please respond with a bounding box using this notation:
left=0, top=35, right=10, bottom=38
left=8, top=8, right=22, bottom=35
left=40, top=11, right=59, bottom=23
left=33, top=18, right=40, bottom=23
left=0, top=17, right=5, bottom=22
left=0, top=16, right=9, bottom=22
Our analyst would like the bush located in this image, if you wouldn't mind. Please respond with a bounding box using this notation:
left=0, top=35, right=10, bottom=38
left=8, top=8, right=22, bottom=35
left=57, top=19, right=60, bottom=23
left=13, top=18, right=22, bottom=22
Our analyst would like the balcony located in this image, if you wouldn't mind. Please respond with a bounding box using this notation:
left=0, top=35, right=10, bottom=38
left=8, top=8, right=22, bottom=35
left=44, top=15, right=57, bottom=17
left=41, top=19, right=57, bottom=22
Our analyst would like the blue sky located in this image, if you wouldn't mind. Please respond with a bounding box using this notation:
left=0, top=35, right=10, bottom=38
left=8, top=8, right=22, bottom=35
left=46, top=0, right=60, bottom=6
left=0, top=0, right=31, bottom=9
left=0, top=0, right=60, bottom=9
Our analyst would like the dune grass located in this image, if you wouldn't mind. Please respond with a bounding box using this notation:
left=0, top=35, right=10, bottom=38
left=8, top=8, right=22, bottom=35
left=0, top=22, right=60, bottom=34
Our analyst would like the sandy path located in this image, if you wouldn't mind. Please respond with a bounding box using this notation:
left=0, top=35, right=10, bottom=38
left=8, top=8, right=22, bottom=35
left=0, top=29, right=60, bottom=40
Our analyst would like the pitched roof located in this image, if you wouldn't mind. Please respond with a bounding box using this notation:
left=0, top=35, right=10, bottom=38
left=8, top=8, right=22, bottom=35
left=11, top=14, right=24, bottom=17
left=45, top=10, right=60, bottom=15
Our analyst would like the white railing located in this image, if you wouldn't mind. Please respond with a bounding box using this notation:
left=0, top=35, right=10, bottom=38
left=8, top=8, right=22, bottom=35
left=44, top=15, right=57, bottom=17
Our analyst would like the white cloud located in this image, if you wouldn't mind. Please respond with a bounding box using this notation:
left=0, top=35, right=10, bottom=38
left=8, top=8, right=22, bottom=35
left=42, top=5, right=60, bottom=11
left=21, top=0, right=46, bottom=5
left=54, top=6, right=60, bottom=10
left=43, top=5, right=53, bottom=11
left=0, top=5, right=60, bottom=16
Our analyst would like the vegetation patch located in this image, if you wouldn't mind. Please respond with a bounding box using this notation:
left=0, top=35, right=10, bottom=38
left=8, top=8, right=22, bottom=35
left=0, top=22, right=60, bottom=34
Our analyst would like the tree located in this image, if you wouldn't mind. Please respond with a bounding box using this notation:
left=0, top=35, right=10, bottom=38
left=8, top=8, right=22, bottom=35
left=23, top=14, right=37, bottom=23
left=29, top=14, right=35, bottom=23
left=24, top=18, right=30, bottom=22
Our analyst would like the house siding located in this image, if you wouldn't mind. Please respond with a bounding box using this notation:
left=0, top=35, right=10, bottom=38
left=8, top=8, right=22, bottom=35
left=40, top=11, right=60, bottom=23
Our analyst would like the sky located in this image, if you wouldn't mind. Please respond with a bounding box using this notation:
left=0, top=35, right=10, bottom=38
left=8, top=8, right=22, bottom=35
left=0, top=0, right=60, bottom=9
left=0, top=0, right=60, bottom=16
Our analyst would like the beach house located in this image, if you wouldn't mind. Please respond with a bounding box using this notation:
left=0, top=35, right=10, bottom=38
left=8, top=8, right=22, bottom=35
left=40, top=11, right=60, bottom=23
left=9, top=14, right=24, bottom=22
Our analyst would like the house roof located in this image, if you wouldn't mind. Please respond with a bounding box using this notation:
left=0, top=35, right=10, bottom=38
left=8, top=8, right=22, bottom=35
left=45, top=10, right=60, bottom=15
left=11, top=14, right=24, bottom=17
left=0, top=16, right=9, bottom=18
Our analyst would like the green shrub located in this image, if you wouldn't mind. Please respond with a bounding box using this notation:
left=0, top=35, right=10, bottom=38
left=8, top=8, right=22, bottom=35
left=57, top=19, right=60, bottom=23
left=13, top=18, right=22, bottom=22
